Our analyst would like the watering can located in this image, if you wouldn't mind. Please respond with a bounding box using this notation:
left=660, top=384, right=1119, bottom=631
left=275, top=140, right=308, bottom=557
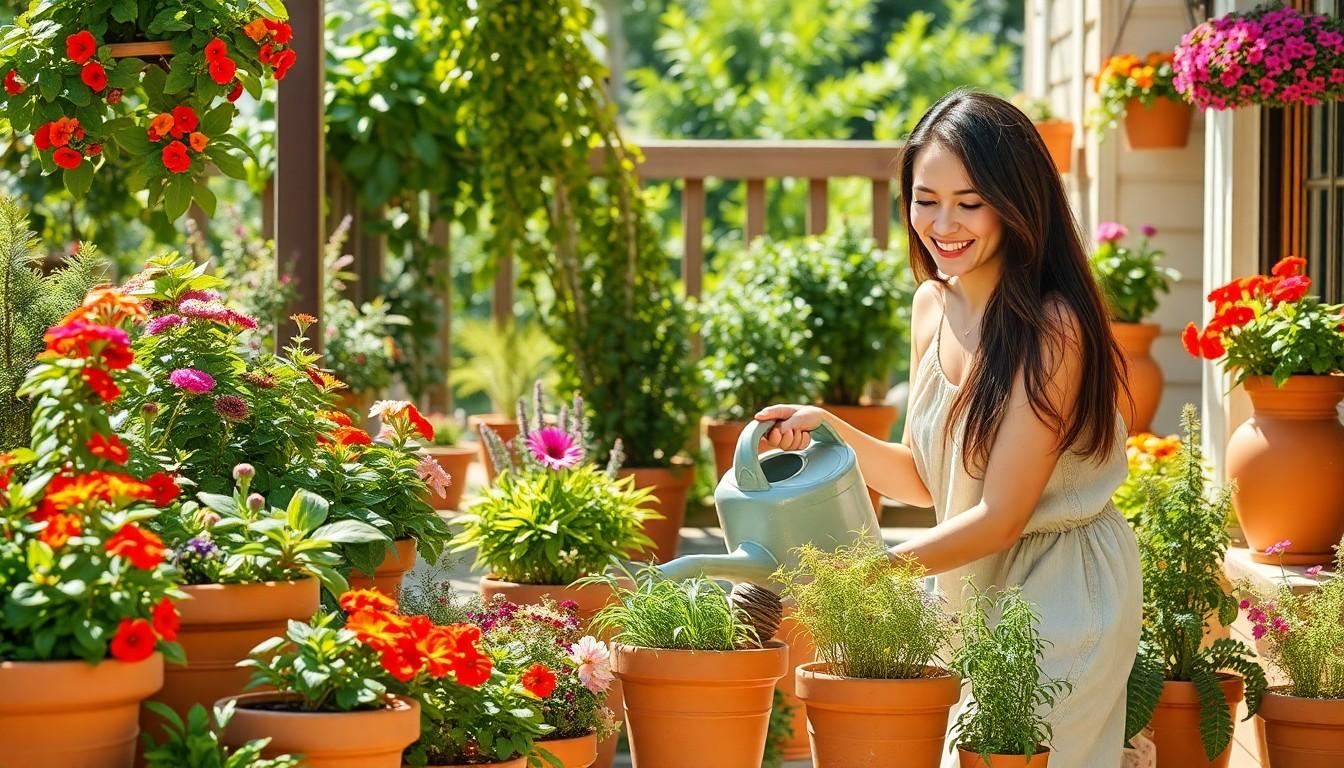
left=653, top=418, right=883, bottom=587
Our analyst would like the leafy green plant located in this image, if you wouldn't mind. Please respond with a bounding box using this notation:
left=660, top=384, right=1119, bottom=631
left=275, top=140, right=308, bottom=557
left=1125, top=405, right=1266, bottom=759
left=141, top=701, right=302, bottom=768
left=775, top=538, right=948, bottom=679
left=1011, top=93, right=1056, bottom=122
left=949, top=584, right=1069, bottom=761
left=1237, top=546, right=1344, bottom=700
left=0, top=195, right=105, bottom=450
left=321, top=216, right=407, bottom=396
left=425, top=410, right=467, bottom=447
left=585, top=564, right=757, bottom=651
left=1089, top=222, right=1180, bottom=324
left=449, top=318, right=556, bottom=415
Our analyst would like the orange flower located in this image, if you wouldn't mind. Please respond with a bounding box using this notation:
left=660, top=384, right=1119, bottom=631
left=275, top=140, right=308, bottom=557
left=86, top=433, right=129, bottom=465
left=521, top=663, right=557, bottom=698
left=243, top=18, right=270, bottom=42
left=318, top=410, right=354, bottom=427
left=37, top=474, right=105, bottom=515
left=1213, top=304, right=1255, bottom=328
left=189, top=131, right=208, bottom=152
left=36, top=511, right=82, bottom=548
left=105, top=524, right=167, bottom=569
left=101, top=473, right=154, bottom=505
left=339, top=588, right=398, bottom=613
left=62, top=287, right=148, bottom=327
left=345, top=608, right=408, bottom=653
left=148, top=113, right=175, bottom=141
left=335, top=425, right=372, bottom=446
left=48, top=117, right=79, bottom=148
left=110, top=618, right=156, bottom=661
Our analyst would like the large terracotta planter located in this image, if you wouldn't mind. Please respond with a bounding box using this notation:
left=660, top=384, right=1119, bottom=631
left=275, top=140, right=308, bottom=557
left=348, top=537, right=418, bottom=596
left=705, top=418, right=749, bottom=481
left=618, top=461, right=694, bottom=564
left=425, top=445, right=475, bottom=511
left=537, top=732, right=598, bottom=768
left=1227, top=375, right=1344, bottom=565
left=220, top=692, right=419, bottom=768
left=819, top=403, right=900, bottom=516
left=1123, top=96, right=1193, bottom=149
left=142, top=579, right=318, bottom=734
left=1255, top=686, right=1344, bottom=767
left=1, top=653, right=163, bottom=768
left=470, top=414, right=519, bottom=483
left=1034, top=119, right=1074, bottom=174
left=795, top=662, right=960, bottom=768
left=1112, top=322, right=1163, bottom=435
left=774, top=609, right=817, bottom=760
left=613, top=641, right=789, bottom=768
left=1149, top=676, right=1244, bottom=768
left=958, top=748, right=1051, bottom=767
left=408, top=759, right=525, bottom=768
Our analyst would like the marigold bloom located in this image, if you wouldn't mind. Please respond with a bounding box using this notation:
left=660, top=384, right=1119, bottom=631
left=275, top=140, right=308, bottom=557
left=335, top=425, right=372, bottom=446
left=110, top=618, right=157, bottom=661
left=36, top=511, right=82, bottom=548
left=66, top=287, right=148, bottom=327
left=105, top=524, right=167, bottom=569
left=149, top=113, right=175, bottom=141
left=319, top=410, right=354, bottom=427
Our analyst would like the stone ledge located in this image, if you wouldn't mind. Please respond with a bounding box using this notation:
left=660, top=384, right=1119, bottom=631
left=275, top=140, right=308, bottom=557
left=1223, top=547, right=1336, bottom=596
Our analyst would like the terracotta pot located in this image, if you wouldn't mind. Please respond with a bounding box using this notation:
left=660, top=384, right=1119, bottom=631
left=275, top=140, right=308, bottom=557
left=406, top=759, right=526, bottom=768
left=1149, top=675, right=1244, bottom=768
left=774, top=609, right=818, bottom=761
left=1123, top=97, right=1193, bottom=149
left=1256, top=686, right=1344, bottom=767
left=819, top=403, right=900, bottom=516
left=470, top=414, right=519, bottom=483
left=425, top=445, right=475, bottom=511
left=618, top=461, right=694, bottom=564
left=1227, top=375, right=1344, bottom=565
left=1112, top=322, right=1163, bottom=435
left=537, top=732, right=598, bottom=768
left=958, top=748, right=1051, bottom=767
left=348, top=538, right=418, bottom=596
left=0, top=653, right=163, bottom=768
left=613, top=641, right=789, bottom=768
left=220, top=692, right=419, bottom=768
left=142, top=579, right=318, bottom=736
left=106, top=41, right=174, bottom=59
left=796, top=662, right=961, bottom=768
left=705, top=418, right=750, bottom=481
left=1034, top=119, right=1074, bottom=174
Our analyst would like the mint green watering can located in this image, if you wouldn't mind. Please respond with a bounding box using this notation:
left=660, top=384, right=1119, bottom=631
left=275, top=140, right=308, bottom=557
left=655, top=419, right=883, bottom=587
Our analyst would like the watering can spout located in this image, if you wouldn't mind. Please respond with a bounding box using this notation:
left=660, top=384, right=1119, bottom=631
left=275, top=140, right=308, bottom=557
left=653, top=541, right=779, bottom=583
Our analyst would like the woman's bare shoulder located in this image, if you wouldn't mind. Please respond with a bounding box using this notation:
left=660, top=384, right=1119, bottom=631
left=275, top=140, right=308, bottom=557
left=909, top=279, right=944, bottom=363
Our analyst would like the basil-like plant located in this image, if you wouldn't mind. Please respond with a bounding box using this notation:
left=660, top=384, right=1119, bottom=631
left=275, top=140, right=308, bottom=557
left=141, top=701, right=300, bottom=768
left=584, top=564, right=756, bottom=651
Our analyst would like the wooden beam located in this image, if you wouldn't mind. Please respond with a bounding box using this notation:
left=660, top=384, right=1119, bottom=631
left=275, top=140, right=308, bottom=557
left=599, top=139, right=903, bottom=180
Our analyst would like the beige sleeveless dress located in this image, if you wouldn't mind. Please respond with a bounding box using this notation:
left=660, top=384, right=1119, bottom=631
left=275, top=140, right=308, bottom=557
left=907, top=314, right=1143, bottom=768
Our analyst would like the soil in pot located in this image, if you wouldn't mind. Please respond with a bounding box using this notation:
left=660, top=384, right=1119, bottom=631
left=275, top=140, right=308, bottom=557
left=1256, top=686, right=1344, bottom=768
left=220, top=691, right=419, bottom=768
left=348, top=537, right=419, bottom=596
left=1148, top=675, right=1244, bottom=768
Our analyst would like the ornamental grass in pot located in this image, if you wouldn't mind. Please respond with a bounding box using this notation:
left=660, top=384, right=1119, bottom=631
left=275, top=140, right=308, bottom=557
left=1237, top=545, right=1344, bottom=767
left=583, top=566, right=789, bottom=768
left=775, top=538, right=957, bottom=768
left=0, top=287, right=184, bottom=768
left=1125, top=406, right=1266, bottom=768
left=949, top=585, right=1070, bottom=768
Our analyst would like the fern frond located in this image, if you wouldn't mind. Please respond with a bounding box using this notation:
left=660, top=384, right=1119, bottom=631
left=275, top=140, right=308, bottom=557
left=1224, top=655, right=1268, bottom=718
left=1125, top=643, right=1165, bottom=743
left=1191, top=666, right=1233, bottom=761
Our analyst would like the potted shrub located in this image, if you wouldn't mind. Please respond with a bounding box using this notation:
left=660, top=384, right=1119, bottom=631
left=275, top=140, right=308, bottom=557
left=1175, top=5, right=1344, bottom=111
left=1089, top=221, right=1181, bottom=434
left=949, top=585, right=1071, bottom=768
left=773, top=539, right=957, bottom=767
left=423, top=410, right=474, bottom=512
left=1182, top=255, right=1344, bottom=565
left=1014, top=94, right=1074, bottom=173
left=0, top=288, right=184, bottom=767
left=1238, top=546, right=1344, bottom=766
left=1090, top=51, right=1191, bottom=149
left=450, top=318, right=557, bottom=483
left=1125, top=405, right=1267, bottom=768
left=584, top=566, right=789, bottom=767
left=142, top=701, right=301, bottom=768
left=0, top=1, right=294, bottom=219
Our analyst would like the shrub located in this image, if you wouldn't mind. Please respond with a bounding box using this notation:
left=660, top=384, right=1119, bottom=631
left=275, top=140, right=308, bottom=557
left=141, top=701, right=301, bottom=768
left=1238, top=546, right=1344, bottom=700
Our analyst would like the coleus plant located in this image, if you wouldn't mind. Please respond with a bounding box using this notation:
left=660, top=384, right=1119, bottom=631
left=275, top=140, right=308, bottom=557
left=0, top=0, right=295, bottom=219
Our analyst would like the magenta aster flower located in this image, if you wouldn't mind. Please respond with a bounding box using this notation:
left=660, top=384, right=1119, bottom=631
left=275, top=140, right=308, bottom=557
left=146, top=313, right=187, bottom=335
left=1141, top=224, right=1158, bottom=238
left=169, top=368, right=216, bottom=395
left=1094, top=222, right=1128, bottom=243
left=526, top=427, right=584, bottom=470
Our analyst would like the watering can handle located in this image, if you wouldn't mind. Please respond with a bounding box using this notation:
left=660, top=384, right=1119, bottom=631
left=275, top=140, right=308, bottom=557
left=735, top=417, right=843, bottom=492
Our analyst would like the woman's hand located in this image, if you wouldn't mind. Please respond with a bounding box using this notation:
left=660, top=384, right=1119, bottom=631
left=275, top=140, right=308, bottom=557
left=754, top=404, right=827, bottom=451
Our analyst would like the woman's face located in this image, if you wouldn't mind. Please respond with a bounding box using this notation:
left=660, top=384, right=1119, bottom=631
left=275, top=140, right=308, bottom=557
left=909, top=142, right=1003, bottom=280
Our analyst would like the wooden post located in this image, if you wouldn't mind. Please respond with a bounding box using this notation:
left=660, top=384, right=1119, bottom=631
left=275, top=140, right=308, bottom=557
left=745, top=178, right=766, bottom=246
left=428, top=197, right=452, bottom=413
left=807, top=178, right=828, bottom=235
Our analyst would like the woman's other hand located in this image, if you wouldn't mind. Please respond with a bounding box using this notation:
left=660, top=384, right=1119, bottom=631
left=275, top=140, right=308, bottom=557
left=754, top=404, right=827, bottom=451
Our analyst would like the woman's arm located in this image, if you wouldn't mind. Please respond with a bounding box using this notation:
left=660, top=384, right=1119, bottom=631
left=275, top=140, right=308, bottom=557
left=887, top=302, right=1085, bottom=575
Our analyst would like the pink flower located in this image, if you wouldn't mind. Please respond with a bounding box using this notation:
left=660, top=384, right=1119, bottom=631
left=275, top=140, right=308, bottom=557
left=1266, top=539, right=1293, bottom=556
left=1141, top=224, right=1157, bottom=238
left=226, top=310, right=257, bottom=330
left=1094, top=222, right=1128, bottom=243
left=526, top=427, right=584, bottom=470
left=416, top=453, right=452, bottom=499
left=1306, top=565, right=1323, bottom=579
left=1238, top=599, right=1250, bottom=610
left=1248, top=607, right=1266, bottom=623
left=146, top=314, right=186, bottom=335
left=1272, top=616, right=1291, bottom=634
left=177, top=289, right=222, bottom=303
left=169, top=368, right=216, bottom=394
left=178, top=299, right=233, bottom=324
left=569, top=636, right=614, bottom=694
left=1252, top=623, right=1267, bottom=640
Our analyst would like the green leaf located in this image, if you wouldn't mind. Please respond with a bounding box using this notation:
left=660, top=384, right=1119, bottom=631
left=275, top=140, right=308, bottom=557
left=192, top=181, right=217, bottom=217
left=208, top=147, right=247, bottom=179
left=1125, top=645, right=1165, bottom=743
left=1192, top=667, right=1232, bottom=761
left=110, top=0, right=137, bottom=23
left=286, top=489, right=329, bottom=532
left=200, top=104, right=233, bottom=136
left=310, top=519, right=384, bottom=544
left=198, top=492, right=236, bottom=516
left=163, top=54, right=194, bottom=94
left=62, top=159, right=93, bottom=197
left=164, top=174, right=192, bottom=221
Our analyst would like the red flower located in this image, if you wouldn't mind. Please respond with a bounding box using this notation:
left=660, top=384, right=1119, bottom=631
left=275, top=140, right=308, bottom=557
left=106, top=87, right=123, bottom=104
left=319, top=410, right=354, bottom=427
left=53, top=147, right=82, bottom=170
left=86, top=433, right=129, bottom=465
left=335, top=425, right=372, bottom=446
left=152, top=598, right=180, bottom=642
left=81, top=61, right=107, bottom=92
left=227, top=80, right=244, bottom=102
left=521, top=663, right=557, bottom=698
left=33, top=123, right=51, bottom=150
left=268, top=20, right=294, bottom=45
left=204, top=37, right=229, bottom=62
left=1271, top=256, right=1307, bottom=277
left=146, top=472, right=180, bottom=507
left=209, top=57, right=237, bottom=86
left=36, top=511, right=82, bottom=548
left=49, top=117, right=78, bottom=147
left=454, top=647, right=493, bottom=686
left=66, top=31, right=97, bottom=64
left=339, top=589, right=398, bottom=613
left=1271, top=275, right=1311, bottom=304
left=110, top=618, right=157, bottom=662
left=162, top=141, right=191, bottom=174
left=258, top=43, right=273, bottom=65
left=81, top=366, right=120, bottom=401
left=272, top=48, right=297, bottom=80
left=171, top=105, right=198, bottom=137
left=1199, top=327, right=1226, bottom=359
left=1214, top=304, right=1255, bottom=328
left=87, top=143, right=103, bottom=156
left=1181, top=322, right=1202, bottom=358
left=105, top=524, right=167, bottom=569
left=4, top=69, right=24, bottom=95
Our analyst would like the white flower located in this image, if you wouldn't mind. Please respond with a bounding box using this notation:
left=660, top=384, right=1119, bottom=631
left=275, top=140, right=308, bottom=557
left=415, top=452, right=452, bottom=498
left=569, top=635, right=614, bottom=694
left=368, top=399, right=412, bottom=419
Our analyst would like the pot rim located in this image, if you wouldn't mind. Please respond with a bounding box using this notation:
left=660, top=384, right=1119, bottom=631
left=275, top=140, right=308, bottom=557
left=1157, top=673, right=1245, bottom=705
left=797, top=660, right=956, bottom=682
left=221, top=690, right=416, bottom=717
left=0, top=652, right=164, bottom=711
left=613, top=639, right=789, bottom=681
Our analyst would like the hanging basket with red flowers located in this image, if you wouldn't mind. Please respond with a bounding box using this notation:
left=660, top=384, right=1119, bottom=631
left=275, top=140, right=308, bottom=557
left=0, top=0, right=295, bottom=220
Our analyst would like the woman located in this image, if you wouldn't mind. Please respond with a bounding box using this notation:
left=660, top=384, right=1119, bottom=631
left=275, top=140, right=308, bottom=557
left=756, top=90, right=1142, bottom=768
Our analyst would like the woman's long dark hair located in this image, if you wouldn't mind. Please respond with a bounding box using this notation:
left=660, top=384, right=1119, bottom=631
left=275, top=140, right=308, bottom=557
left=898, top=90, right=1129, bottom=473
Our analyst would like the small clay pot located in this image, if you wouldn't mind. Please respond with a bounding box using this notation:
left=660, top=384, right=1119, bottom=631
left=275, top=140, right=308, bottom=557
left=536, top=732, right=598, bottom=768
left=220, top=691, right=419, bottom=768
left=1149, top=675, right=1244, bottom=768
left=1256, top=686, right=1344, bottom=768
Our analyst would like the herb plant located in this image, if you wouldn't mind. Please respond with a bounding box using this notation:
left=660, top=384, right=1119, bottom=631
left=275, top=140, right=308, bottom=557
left=141, top=701, right=301, bottom=768
left=775, top=539, right=949, bottom=679
left=950, top=585, right=1070, bottom=761
left=425, top=411, right=467, bottom=447
left=1089, top=222, right=1180, bottom=324
left=1238, top=546, right=1344, bottom=700
left=585, top=565, right=756, bottom=651
left=1125, top=405, right=1266, bottom=759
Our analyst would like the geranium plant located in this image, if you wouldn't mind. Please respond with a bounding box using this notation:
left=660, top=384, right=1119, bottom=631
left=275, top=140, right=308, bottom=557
left=1237, top=545, right=1344, bottom=700
left=1125, top=405, right=1266, bottom=759
left=0, top=1, right=294, bottom=218
left=450, top=383, right=657, bottom=585
left=142, top=700, right=301, bottom=768
left=1182, top=256, right=1344, bottom=386
left=1175, top=5, right=1344, bottom=111
left=0, top=287, right=185, bottom=664
left=1090, top=222, right=1181, bottom=324
left=1088, top=51, right=1180, bottom=135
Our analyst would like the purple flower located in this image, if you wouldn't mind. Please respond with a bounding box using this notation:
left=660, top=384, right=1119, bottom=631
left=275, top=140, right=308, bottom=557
left=185, top=537, right=217, bottom=557
left=169, top=368, right=216, bottom=395
left=215, top=395, right=250, bottom=422
left=1094, top=222, right=1128, bottom=243
left=146, top=314, right=187, bottom=335
left=526, top=427, right=584, bottom=470
left=1306, top=565, right=1323, bottom=579
left=1266, top=539, right=1293, bottom=556
left=1141, top=225, right=1158, bottom=238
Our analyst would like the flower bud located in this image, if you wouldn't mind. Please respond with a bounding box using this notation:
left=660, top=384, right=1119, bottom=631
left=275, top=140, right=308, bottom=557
left=196, top=510, right=222, bottom=527
left=141, top=402, right=161, bottom=418
left=246, top=493, right=265, bottom=512
left=106, top=87, right=123, bottom=104
left=232, top=463, right=255, bottom=481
